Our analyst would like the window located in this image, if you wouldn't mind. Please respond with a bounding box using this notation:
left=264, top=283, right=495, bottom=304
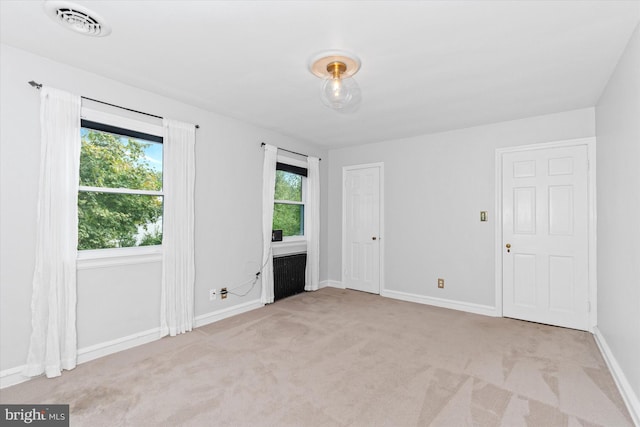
left=78, top=118, right=163, bottom=250
left=273, top=162, right=307, bottom=239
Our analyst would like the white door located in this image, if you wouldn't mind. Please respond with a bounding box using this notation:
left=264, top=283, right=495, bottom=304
left=343, top=165, right=381, bottom=294
left=502, top=145, right=589, bottom=330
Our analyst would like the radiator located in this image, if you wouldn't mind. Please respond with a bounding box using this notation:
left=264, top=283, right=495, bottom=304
left=273, top=253, right=307, bottom=301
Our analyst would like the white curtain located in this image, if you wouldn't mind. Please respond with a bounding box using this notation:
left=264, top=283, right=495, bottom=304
left=160, top=119, right=196, bottom=337
left=261, top=144, right=277, bottom=304
left=24, top=87, right=81, bottom=378
left=305, top=156, right=320, bottom=291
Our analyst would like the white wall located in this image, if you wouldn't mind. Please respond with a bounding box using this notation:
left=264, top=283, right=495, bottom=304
left=0, top=44, right=328, bottom=374
left=595, top=23, right=640, bottom=416
left=327, top=108, right=595, bottom=308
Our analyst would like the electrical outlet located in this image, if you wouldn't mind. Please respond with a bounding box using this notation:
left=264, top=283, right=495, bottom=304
left=209, top=288, right=216, bottom=301
left=438, top=278, right=445, bottom=289
left=221, top=287, right=228, bottom=299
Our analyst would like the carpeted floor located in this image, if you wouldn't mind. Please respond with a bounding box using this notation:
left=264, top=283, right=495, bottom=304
left=0, top=288, right=633, bottom=426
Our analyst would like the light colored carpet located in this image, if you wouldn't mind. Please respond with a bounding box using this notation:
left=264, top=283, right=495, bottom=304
left=0, top=288, right=633, bottom=426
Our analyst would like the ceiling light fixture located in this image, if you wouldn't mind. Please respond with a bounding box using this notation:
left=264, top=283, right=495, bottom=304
left=309, top=51, right=361, bottom=112
left=44, top=1, right=111, bottom=37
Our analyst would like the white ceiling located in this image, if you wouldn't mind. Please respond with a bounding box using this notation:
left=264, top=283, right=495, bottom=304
left=1, top=1, right=639, bottom=148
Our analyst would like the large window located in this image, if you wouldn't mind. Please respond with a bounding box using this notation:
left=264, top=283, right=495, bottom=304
left=78, top=119, right=163, bottom=250
left=273, top=162, right=307, bottom=238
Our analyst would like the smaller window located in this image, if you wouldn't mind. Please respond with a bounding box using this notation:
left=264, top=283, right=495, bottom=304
left=273, top=162, right=307, bottom=238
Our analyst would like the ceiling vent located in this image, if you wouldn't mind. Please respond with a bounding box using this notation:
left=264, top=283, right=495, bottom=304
left=44, top=1, right=111, bottom=37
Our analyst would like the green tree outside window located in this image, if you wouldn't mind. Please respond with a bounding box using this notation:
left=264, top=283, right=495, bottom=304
left=78, top=128, right=163, bottom=250
left=273, top=170, right=304, bottom=237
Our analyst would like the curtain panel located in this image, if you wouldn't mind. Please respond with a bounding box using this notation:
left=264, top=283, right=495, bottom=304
left=261, top=144, right=277, bottom=304
left=24, top=87, right=81, bottom=378
left=160, top=119, right=196, bottom=337
left=305, top=156, right=320, bottom=291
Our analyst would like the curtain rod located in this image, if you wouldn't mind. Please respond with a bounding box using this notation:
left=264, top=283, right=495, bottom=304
left=261, top=142, right=321, bottom=161
left=28, top=81, right=200, bottom=129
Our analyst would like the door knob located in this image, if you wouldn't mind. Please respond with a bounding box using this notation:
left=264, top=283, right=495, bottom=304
left=506, top=243, right=511, bottom=253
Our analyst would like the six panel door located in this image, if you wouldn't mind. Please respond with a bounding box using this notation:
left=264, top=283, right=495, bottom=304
left=343, top=166, right=381, bottom=294
left=502, top=145, right=589, bottom=330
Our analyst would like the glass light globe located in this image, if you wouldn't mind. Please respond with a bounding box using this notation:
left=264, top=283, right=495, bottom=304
left=320, top=76, right=360, bottom=110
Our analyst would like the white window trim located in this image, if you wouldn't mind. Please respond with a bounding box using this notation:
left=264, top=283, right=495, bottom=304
left=272, top=239, right=306, bottom=257
left=276, top=154, right=306, bottom=168
left=81, top=108, right=163, bottom=137
left=78, top=107, right=164, bottom=265
left=77, top=245, right=162, bottom=269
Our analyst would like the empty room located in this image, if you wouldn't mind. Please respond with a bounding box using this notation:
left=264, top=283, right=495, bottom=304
left=1, top=1, right=639, bottom=426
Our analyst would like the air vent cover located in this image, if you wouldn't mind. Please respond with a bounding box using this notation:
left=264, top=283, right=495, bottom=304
left=44, top=1, right=111, bottom=37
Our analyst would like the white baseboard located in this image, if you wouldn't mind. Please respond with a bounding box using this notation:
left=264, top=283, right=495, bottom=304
left=318, top=283, right=496, bottom=317
left=319, top=280, right=345, bottom=289
left=194, top=299, right=263, bottom=328
left=1, top=300, right=264, bottom=390
left=0, top=326, right=162, bottom=390
left=77, top=327, right=162, bottom=365
left=381, top=289, right=498, bottom=317
left=593, top=326, right=640, bottom=426
left=0, top=365, right=30, bottom=389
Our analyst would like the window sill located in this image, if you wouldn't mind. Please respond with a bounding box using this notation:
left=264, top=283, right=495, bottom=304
left=272, top=238, right=307, bottom=257
left=77, top=246, right=162, bottom=270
